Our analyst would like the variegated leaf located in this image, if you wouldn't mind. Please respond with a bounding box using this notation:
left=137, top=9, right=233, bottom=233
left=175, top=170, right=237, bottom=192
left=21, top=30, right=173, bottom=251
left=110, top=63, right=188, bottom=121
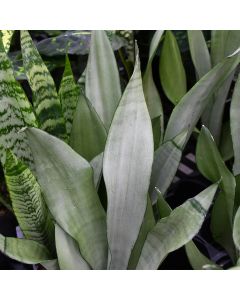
left=103, top=47, right=154, bottom=269
left=4, top=150, right=55, bottom=254
left=55, top=224, right=91, bottom=270
left=0, top=234, right=52, bottom=264
left=0, top=37, right=36, bottom=167
left=137, top=183, right=218, bottom=269
left=59, top=55, right=79, bottom=139
left=25, top=127, right=108, bottom=270
left=21, top=30, right=67, bottom=140
left=86, top=30, right=121, bottom=129
left=0, top=30, right=14, bottom=52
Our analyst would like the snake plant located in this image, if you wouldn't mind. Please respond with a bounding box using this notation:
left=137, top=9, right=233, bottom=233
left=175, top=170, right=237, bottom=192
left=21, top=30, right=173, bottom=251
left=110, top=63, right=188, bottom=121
left=0, top=30, right=239, bottom=269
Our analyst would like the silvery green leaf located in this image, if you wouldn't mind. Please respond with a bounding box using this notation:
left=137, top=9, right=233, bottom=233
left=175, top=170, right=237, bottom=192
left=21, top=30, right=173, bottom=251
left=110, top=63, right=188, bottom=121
left=26, top=127, right=107, bottom=270
left=86, top=30, right=121, bottom=129
left=137, top=183, right=218, bottom=269
left=103, top=46, right=154, bottom=269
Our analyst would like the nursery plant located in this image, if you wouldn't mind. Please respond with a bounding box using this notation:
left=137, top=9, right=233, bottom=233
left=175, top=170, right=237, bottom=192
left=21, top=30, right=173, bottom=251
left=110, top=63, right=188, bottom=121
left=186, top=73, right=240, bottom=270
left=0, top=30, right=240, bottom=269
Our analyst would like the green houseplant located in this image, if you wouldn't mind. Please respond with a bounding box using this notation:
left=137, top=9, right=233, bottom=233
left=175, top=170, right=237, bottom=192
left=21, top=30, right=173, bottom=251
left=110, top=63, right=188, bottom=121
left=0, top=30, right=240, bottom=269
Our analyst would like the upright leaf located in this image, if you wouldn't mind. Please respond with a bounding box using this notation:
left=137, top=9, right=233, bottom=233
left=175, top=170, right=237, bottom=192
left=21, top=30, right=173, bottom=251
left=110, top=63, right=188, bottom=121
left=164, top=49, right=240, bottom=146
left=0, top=30, right=14, bottom=53
left=55, top=224, right=91, bottom=270
left=103, top=48, right=154, bottom=269
left=230, top=73, right=240, bottom=175
left=143, top=30, right=164, bottom=120
left=0, top=234, right=52, bottom=264
left=21, top=30, right=67, bottom=140
left=233, top=206, right=240, bottom=252
left=4, top=150, right=55, bottom=254
left=137, top=183, right=218, bottom=269
left=90, top=152, right=103, bottom=189
left=149, top=130, right=187, bottom=201
left=59, top=55, right=79, bottom=139
left=70, top=93, right=107, bottom=161
left=0, top=37, right=36, bottom=167
left=211, top=31, right=240, bottom=66
left=208, top=31, right=240, bottom=144
left=128, top=196, right=156, bottom=270
left=86, top=30, right=121, bottom=129
left=26, top=127, right=107, bottom=270
left=185, top=241, right=216, bottom=270
left=159, top=31, right=187, bottom=104
left=188, top=30, right=211, bottom=80
left=196, top=126, right=236, bottom=260
left=207, top=73, right=234, bottom=145
left=187, top=30, right=213, bottom=127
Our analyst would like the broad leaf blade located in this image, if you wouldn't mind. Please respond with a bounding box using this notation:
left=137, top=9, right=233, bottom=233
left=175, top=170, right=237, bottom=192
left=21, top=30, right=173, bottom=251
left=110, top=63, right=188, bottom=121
left=103, top=48, right=154, bottom=269
left=196, top=127, right=235, bottom=222
left=230, top=73, right=240, bottom=175
left=143, top=30, right=164, bottom=120
left=185, top=241, right=216, bottom=270
left=128, top=196, right=155, bottom=270
left=59, top=55, right=79, bottom=139
left=159, top=31, right=187, bottom=104
left=0, top=234, right=52, bottom=264
left=55, top=224, right=91, bottom=270
left=207, top=31, right=240, bottom=144
left=0, top=37, right=36, bottom=167
left=207, top=73, right=234, bottom=145
left=21, top=30, right=67, bottom=140
left=196, top=126, right=236, bottom=260
left=36, top=30, right=126, bottom=56
left=4, top=150, right=55, bottom=254
left=70, top=93, right=107, bottom=161
left=26, top=127, right=108, bottom=270
left=188, top=30, right=211, bottom=80
left=86, top=30, right=121, bottom=129
left=149, top=130, right=187, bottom=201
left=211, top=30, right=240, bottom=66
left=137, top=183, right=218, bottom=269
left=164, top=50, right=240, bottom=146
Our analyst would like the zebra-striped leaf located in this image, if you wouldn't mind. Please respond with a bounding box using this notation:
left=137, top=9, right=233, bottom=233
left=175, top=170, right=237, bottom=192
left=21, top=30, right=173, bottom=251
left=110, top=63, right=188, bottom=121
left=25, top=127, right=108, bottom=270
left=21, top=30, right=67, bottom=141
left=86, top=30, right=121, bottom=129
left=4, top=150, right=55, bottom=254
left=59, top=55, right=79, bottom=139
left=55, top=224, right=91, bottom=270
left=0, top=37, right=36, bottom=167
left=103, top=47, right=154, bottom=269
left=0, top=234, right=52, bottom=264
left=70, top=93, right=107, bottom=161
left=137, top=183, right=218, bottom=269
left=0, top=30, right=14, bottom=52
